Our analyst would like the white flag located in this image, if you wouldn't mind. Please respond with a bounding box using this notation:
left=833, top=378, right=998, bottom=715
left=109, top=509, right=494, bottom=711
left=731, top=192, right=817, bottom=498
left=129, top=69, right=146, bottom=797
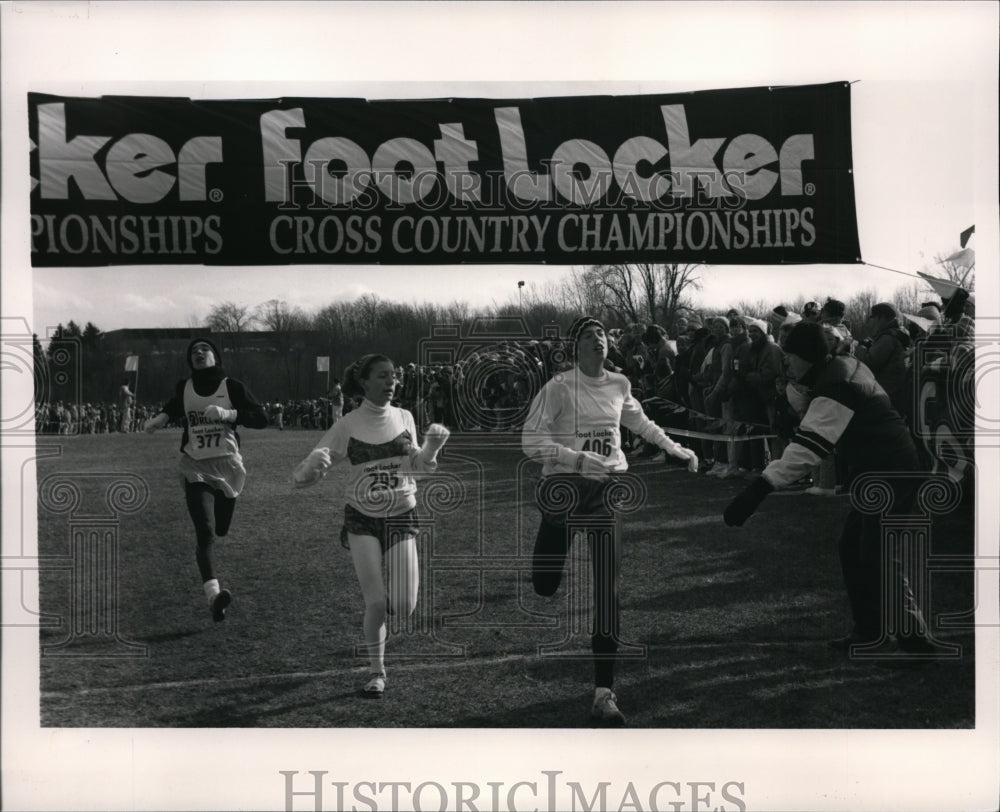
left=124, top=355, right=139, bottom=372
left=918, top=271, right=964, bottom=300
left=316, top=356, right=330, bottom=372
left=941, top=247, right=975, bottom=269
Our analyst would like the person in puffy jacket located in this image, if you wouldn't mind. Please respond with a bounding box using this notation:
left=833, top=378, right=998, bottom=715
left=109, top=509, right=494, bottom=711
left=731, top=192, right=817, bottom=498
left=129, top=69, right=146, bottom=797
left=856, top=302, right=912, bottom=422
left=723, top=322, right=950, bottom=660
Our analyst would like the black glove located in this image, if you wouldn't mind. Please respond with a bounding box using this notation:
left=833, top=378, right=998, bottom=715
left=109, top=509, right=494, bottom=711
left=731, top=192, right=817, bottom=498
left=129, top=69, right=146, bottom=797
left=723, top=476, right=774, bottom=527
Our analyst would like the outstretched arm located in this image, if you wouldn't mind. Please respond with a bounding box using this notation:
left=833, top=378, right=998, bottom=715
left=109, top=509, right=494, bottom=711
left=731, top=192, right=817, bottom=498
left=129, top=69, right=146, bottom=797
left=143, top=383, right=184, bottom=433
left=724, top=389, right=853, bottom=526
left=621, top=395, right=699, bottom=472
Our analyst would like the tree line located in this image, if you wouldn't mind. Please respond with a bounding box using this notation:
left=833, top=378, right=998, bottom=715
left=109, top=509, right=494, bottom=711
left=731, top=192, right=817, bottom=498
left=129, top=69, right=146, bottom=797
left=35, top=256, right=972, bottom=405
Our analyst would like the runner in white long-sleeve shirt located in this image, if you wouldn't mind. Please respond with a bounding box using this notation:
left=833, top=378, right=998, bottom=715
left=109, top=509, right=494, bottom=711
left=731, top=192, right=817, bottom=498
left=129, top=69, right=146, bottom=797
left=522, top=316, right=699, bottom=726
left=293, top=354, right=449, bottom=698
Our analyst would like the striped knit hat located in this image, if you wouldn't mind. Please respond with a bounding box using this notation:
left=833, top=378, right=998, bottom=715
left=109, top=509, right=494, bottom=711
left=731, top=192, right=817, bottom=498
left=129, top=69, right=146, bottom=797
left=568, top=316, right=606, bottom=345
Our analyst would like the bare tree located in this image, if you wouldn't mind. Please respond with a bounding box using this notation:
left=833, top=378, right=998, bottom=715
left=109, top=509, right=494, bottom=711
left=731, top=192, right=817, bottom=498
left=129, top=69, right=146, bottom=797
left=556, top=267, right=613, bottom=320
left=206, top=301, right=256, bottom=333
left=844, top=288, right=879, bottom=338
left=892, top=282, right=927, bottom=317
left=256, top=299, right=309, bottom=333
left=355, top=293, right=384, bottom=339
left=256, top=299, right=310, bottom=398
left=205, top=301, right=256, bottom=373
left=595, top=264, right=642, bottom=324
left=634, top=262, right=703, bottom=327
left=313, top=302, right=347, bottom=342
left=443, top=300, right=472, bottom=323
left=579, top=262, right=703, bottom=327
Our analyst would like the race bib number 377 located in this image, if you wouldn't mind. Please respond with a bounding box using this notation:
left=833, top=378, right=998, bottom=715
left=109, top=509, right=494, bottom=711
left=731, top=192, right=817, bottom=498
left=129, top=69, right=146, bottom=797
left=189, top=424, right=228, bottom=458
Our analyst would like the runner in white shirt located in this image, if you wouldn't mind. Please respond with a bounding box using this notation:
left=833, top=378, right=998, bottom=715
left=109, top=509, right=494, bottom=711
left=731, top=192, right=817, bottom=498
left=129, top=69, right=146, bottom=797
left=293, top=354, right=450, bottom=698
left=143, top=338, right=268, bottom=622
left=522, top=316, right=699, bottom=726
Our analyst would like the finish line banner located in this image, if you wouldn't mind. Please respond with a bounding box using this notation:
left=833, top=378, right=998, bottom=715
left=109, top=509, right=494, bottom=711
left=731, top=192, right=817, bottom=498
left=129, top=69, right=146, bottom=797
left=29, top=83, right=860, bottom=267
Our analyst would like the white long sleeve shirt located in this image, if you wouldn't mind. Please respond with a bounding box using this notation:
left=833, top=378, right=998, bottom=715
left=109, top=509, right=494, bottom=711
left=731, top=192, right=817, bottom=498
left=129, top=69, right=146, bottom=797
left=521, top=366, right=675, bottom=477
left=293, top=400, right=435, bottom=516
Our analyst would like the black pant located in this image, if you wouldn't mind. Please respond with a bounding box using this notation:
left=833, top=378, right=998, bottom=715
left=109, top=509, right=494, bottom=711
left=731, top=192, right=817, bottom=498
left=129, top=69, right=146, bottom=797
left=184, top=482, right=236, bottom=583
left=839, top=477, right=929, bottom=645
left=532, top=476, right=623, bottom=689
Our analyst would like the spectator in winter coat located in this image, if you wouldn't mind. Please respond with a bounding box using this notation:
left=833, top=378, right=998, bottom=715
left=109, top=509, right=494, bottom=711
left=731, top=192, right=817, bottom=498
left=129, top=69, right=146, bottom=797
left=820, top=299, right=855, bottom=355
left=733, top=319, right=783, bottom=471
left=723, top=321, right=949, bottom=660
left=856, top=302, right=912, bottom=421
left=643, top=324, right=676, bottom=379
left=688, top=325, right=719, bottom=464
left=703, top=318, right=735, bottom=477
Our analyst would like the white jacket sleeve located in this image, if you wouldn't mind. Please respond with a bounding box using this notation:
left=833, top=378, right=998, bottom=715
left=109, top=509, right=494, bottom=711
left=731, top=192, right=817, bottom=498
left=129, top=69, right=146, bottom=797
left=292, top=424, right=345, bottom=487
left=521, top=384, right=582, bottom=471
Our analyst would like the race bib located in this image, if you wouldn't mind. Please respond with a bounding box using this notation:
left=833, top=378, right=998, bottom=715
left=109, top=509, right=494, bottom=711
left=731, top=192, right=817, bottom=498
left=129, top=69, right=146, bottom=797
left=188, top=422, right=231, bottom=458
left=573, top=428, right=627, bottom=470
left=574, top=428, right=619, bottom=457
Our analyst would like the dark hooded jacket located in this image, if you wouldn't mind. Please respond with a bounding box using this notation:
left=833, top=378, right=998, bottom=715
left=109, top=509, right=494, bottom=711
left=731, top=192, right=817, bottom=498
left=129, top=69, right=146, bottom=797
left=855, top=319, right=911, bottom=408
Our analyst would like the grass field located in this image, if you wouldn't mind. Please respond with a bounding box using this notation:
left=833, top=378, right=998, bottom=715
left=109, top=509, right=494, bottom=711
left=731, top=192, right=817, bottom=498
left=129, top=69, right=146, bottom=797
left=36, top=428, right=976, bottom=729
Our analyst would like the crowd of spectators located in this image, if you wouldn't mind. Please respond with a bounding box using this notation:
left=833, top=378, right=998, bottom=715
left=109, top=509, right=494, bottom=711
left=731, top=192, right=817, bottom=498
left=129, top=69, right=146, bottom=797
left=39, top=288, right=975, bottom=489
left=35, top=401, right=158, bottom=435
left=622, top=290, right=976, bottom=494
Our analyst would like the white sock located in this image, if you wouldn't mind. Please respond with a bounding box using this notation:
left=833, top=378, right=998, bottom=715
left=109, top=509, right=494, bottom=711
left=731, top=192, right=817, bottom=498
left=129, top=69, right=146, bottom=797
left=203, top=579, right=220, bottom=604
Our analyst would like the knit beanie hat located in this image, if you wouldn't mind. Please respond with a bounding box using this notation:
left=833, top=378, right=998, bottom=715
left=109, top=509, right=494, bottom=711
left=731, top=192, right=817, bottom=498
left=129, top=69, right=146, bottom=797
left=568, top=316, right=606, bottom=345
left=783, top=321, right=829, bottom=365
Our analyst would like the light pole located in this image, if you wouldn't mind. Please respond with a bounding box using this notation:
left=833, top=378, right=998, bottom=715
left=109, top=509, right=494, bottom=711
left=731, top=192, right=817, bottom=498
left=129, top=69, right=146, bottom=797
left=518, top=280, right=525, bottom=313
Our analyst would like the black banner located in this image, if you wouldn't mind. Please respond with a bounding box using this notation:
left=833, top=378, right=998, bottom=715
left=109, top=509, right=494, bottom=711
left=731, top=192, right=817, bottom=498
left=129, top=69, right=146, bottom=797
left=29, top=83, right=860, bottom=267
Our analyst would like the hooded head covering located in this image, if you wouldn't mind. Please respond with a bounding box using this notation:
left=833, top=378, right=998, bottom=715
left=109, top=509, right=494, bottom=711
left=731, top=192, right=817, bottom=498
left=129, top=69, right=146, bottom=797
left=783, top=322, right=830, bottom=365
left=185, top=337, right=226, bottom=393
left=186, top=337, right=223, bottom=370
